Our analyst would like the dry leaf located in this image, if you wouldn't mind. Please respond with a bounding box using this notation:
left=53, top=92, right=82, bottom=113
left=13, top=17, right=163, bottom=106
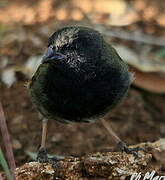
left=114, top=45, right=165, bottom=72
left=1, top=68, right=16, bottom=88
left=24, top=56, right=42, bottom=78
left=133, top=0, right=147, bottom=11
left=94, top=0, right=127, bottom=15
left=157, top=14, right=165, bottom=26
left=0, top=57, right=8, bottom=68
left=12, top=139, right=22, bottom=150
left=130, top=67, right=165, bottom=94
left=72, top=0, right=93, bottom=13
left=71, top=9, right=84, bottom=21
left=56, top=8, right=68, bottom=21
left=73, top=0, right=138, bottom=26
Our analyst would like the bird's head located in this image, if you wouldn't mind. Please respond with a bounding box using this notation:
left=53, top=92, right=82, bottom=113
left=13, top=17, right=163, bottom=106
left=42, top=26, right=90, bottom=71
left=41, top=27, right=80, bottom=66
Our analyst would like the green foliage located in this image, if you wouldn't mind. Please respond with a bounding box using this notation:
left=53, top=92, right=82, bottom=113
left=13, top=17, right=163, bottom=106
left=0, top=147, right=13, bottom=180
left=155, top=48, right=165, bottom=60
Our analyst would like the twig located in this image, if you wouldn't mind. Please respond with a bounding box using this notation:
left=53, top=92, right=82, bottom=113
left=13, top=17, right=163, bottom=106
left=93, top=24, right=165, bottom=46
left=0, top=102, right=16, bottom=179
left=0, top=173, right=3, bottom=180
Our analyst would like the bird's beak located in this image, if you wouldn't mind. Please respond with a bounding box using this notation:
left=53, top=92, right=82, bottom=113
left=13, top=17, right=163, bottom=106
left=42, top=46, right=65, bottom=63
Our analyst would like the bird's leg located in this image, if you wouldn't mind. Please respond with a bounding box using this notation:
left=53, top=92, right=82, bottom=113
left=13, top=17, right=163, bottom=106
left=37, top=119, right=62, bottom=169
left=41, top=118, right=48, bottom=149
left=101, top=118, right=121, bottom=144
left=37, top=118, right=49, bottom=163
left=101, top=118, right=143, bottom=158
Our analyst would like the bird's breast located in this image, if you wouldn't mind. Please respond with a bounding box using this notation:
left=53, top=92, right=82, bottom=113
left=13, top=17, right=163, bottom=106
left=30, top=62, right=129, bottom=123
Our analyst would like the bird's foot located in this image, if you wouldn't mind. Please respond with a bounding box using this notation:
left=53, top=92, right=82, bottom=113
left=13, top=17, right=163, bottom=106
left=117, top=141, right=145, bottom=158
left=37, top=148, right=60, bottom=169
left=37, top=147, right=49, bottom=163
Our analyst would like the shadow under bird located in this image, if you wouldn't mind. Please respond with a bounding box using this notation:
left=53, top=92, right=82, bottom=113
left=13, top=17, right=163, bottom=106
left=29, top=26, right=142, bottom=162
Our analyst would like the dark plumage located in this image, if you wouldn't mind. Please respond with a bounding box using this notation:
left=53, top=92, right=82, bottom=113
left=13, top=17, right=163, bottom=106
left=29, top=26, right=143, bottom=160
left=29, top=26, right=132, bottom=123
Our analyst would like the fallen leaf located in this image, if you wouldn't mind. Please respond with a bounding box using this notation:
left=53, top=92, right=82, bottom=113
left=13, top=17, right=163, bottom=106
left=73, top=0, right=138, bottom=26
left=0, top=57, right=8, bottom=68
left=24, top=56, right=42, bottom=78
left=71, top=9, right=84, bottom=21
left=1, top=68, right=16, bottom=88
left=130, top=67, right=165, bottom=94
left=114, top=45, right=165, bottom=72
left=55, top=8, right=68, bottom=21
left=157, top=14, right=165, bottom=27
left=12, top=139, right=22, bottom=150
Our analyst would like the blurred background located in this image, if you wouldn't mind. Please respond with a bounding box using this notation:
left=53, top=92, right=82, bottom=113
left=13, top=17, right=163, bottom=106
left=0, top=0, right=165, bottom=169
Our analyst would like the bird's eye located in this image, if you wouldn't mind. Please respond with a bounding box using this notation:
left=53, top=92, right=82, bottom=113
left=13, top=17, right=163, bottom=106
left=49, top=45, right=54, bottom=49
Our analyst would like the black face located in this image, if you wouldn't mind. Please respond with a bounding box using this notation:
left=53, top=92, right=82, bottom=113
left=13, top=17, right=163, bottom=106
left=42, top=45, right=65, bottom=63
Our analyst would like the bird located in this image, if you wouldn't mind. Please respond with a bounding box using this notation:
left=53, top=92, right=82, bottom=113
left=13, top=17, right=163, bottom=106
left=29, top=26, right=141, bottom=161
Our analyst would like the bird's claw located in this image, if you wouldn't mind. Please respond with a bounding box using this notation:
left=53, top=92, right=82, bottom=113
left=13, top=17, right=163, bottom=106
left=37, top=147, right=49, bottom=163
left=117, top=141, right=144, bottom=158
left=37, top=147, right=60, bottom=169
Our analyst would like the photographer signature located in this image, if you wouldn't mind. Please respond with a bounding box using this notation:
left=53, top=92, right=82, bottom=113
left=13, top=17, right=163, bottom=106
left=130, top=171, right=165, bottom=180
